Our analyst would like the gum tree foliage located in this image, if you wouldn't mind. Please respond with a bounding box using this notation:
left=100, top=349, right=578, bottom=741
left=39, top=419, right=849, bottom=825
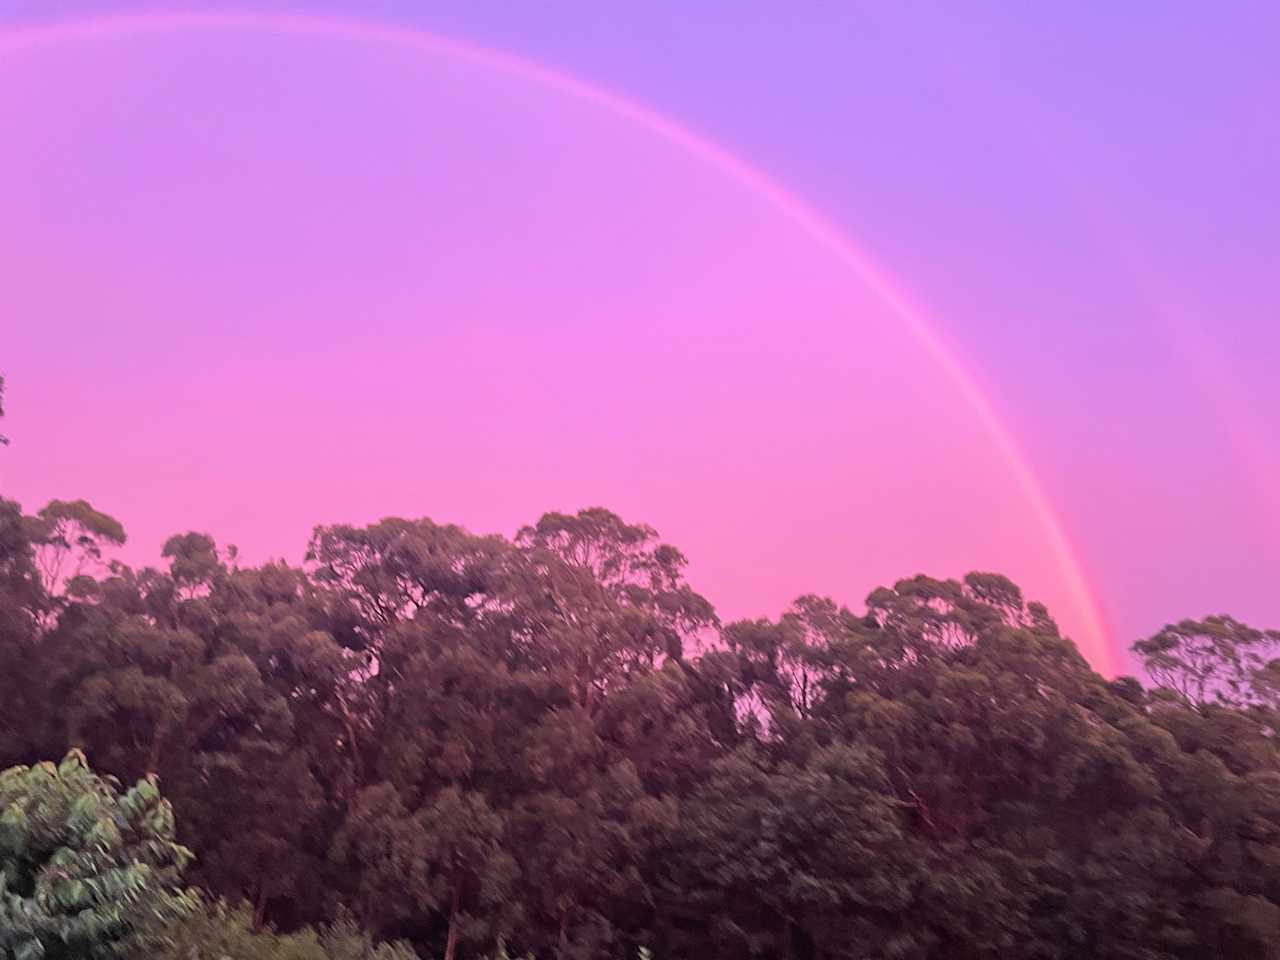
left=5, top=519, right=344, bottom=931
left=0, top=498, right=48, bottom=766
left=2, top=490, right=1278, bottom=959
left=27, top=500, right=127, bottom=600
left=1132, top=615, right=1280, bottom=710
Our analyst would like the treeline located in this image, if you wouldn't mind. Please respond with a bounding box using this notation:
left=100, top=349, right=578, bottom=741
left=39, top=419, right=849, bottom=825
left=1, top=495, right=1278, bottom=959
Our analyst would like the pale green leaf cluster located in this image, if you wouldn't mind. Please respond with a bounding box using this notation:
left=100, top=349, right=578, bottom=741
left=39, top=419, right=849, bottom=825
left=0, top=750, right=195, bottom=959
left=151, top=902, right=417, bottom=960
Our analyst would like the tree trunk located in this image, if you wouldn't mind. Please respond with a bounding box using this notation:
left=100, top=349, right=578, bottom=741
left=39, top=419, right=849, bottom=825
left=145, top=727, right=163, bottom=776
left=444, top=878, right=462, bottom=960
left=252, top=883, right=267, bottom=931
left=335, top=689, right=366, bottom=790
left=558, top=901, right=571, bottom=957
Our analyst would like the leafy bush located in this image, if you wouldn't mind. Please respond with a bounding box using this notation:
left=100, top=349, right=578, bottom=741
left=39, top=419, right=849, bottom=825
left=0, top=750, right=195, bottom=959
left=154, top=902, right=418, bottom=960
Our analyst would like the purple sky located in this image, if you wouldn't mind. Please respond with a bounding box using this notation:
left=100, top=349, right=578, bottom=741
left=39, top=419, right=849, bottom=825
left=2, top=1, right=1277, bottom=674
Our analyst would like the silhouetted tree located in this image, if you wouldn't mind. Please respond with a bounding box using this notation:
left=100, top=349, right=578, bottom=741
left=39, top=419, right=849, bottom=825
left=2, top=489, right=1277, bottom=958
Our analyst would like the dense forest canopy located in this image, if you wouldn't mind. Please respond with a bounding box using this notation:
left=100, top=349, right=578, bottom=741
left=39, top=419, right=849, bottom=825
left=1, top=469, right=1278, bottom=957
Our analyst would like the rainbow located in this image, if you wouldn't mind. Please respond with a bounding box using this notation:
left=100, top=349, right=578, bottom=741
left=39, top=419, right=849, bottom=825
left=0, top=10, right=1118, bottom=673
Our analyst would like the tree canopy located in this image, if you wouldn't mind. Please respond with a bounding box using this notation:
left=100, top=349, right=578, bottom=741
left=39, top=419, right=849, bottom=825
left=1, top=494, right=1277, bottom=959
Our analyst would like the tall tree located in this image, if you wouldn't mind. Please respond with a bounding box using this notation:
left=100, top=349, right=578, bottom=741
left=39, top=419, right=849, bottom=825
left=1134, top=615, right=1280, bottom=710
left=0, top=498, right=47, bottom=767
left=512, top=508, right=716, bottom=712
left=26, top=500, right=127, bottom=599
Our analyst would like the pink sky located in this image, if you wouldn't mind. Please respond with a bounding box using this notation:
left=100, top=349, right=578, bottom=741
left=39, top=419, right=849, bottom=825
left=5, top=7, right=1278, bottom=675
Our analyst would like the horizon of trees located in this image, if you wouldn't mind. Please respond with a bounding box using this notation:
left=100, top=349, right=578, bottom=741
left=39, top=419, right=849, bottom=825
left=1, top=486, right=1278, bottom=959
left=3, top=367, right=1279, bottom=958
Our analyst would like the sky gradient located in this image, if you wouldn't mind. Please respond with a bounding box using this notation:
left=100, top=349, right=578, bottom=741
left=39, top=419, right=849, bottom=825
left=3, top=2, right=1278, bottom=674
